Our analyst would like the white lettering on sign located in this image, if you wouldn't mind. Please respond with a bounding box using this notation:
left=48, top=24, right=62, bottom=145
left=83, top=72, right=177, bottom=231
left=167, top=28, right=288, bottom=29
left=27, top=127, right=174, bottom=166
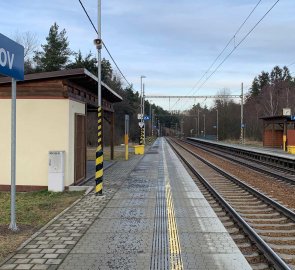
left=0, top=48, right=15, bottom=69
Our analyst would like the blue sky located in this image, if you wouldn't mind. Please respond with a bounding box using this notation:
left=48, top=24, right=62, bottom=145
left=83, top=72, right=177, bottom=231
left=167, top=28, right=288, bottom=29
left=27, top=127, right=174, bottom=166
left=1, top=0, right=294, bottom=110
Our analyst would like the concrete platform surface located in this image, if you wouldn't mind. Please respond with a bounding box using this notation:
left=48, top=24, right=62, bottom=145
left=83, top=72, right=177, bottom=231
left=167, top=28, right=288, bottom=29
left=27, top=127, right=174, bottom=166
left=188, top=137, right=295, bottom=160
left=59, top=138, right=251, bottom=270
left=0, top=138, right=251, bottom=270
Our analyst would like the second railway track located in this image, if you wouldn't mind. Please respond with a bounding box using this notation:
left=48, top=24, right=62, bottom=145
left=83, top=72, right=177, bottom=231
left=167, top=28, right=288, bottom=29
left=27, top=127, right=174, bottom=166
left=185, top=139, right=295, bottom=184
left=167, top=137, right=295, bottom=270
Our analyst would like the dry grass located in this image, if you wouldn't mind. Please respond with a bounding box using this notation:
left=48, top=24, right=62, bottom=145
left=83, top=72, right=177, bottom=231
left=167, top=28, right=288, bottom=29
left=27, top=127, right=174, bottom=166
left=87, top=138, right=157, bottom=161
left=0, top=190, right=83, bottom=263
left=87, top=144, right=141, bottom=161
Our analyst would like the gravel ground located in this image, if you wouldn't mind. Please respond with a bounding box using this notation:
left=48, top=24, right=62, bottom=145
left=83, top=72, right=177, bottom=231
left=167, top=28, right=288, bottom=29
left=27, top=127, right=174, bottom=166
left=181, top=141, right=295, bottom=211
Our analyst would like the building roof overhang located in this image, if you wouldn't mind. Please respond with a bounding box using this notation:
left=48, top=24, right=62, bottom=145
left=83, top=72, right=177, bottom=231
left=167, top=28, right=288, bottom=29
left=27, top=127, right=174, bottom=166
left=0, top=68, right=123, bottom=103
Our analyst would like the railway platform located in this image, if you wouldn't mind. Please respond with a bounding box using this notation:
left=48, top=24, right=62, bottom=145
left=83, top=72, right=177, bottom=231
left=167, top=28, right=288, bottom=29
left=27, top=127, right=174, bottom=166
left=188, top=137, right=295, bottom=160
left=0, top=138, right=251, bottom=270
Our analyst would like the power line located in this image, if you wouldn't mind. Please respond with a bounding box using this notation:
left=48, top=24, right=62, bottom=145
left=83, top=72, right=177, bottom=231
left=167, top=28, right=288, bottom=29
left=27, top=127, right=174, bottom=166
left=287, top=61, right=295, bottom=68
left=193, top=0, right=280, bottom=94
left=192, top=0, right=262, bottom=94
left=171, top=0, right=262, bottom=110
left=78, top=0, right=132, bottom=87
left=174, top=0, right=280, bottom=112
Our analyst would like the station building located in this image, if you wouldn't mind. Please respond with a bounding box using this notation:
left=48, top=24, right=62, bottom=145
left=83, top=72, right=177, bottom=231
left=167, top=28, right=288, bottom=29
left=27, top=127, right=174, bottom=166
left=0, top=68, right=122, bottom=191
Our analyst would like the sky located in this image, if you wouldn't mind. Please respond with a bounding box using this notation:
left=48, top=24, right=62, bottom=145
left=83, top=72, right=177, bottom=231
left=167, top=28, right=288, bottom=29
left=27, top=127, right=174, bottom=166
left=1, top=0, right=295, bottom=110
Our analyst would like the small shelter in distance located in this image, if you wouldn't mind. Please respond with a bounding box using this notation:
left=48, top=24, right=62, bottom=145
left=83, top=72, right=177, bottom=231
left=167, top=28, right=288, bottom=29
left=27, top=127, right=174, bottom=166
left=0, top=68, right=122, bottom=191
left=260, top=109, right=295, bottom=153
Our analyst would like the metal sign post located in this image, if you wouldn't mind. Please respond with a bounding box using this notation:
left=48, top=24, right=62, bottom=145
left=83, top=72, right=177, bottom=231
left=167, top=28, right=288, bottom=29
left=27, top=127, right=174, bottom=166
left=0, top=33, right=24, bottom=231
left=10, top=79, right=17, bottom=231
left=125, top=115, right=129, bottom=160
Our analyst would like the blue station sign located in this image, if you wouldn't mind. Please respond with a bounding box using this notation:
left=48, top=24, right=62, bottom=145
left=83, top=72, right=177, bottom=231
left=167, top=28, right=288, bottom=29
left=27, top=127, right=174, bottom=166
left=0, top=33, right=24, bottom=80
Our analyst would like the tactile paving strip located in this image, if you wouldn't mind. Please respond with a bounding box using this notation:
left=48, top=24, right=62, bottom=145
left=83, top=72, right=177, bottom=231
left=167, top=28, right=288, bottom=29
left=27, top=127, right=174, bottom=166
left=150, top=163, right=169, bottom=270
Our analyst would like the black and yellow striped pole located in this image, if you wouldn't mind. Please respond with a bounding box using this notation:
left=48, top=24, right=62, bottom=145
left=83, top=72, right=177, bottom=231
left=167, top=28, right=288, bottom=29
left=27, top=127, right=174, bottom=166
left=96, top=106, right=103, bottom=194
left=139, top=127, right=144, bottom=145
left=94, top=0, right=103, bottom=195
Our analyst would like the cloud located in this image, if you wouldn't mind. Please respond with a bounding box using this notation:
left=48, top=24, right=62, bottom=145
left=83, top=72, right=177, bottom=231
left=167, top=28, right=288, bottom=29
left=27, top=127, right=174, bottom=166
left=1, top=0, right=294, bottom=111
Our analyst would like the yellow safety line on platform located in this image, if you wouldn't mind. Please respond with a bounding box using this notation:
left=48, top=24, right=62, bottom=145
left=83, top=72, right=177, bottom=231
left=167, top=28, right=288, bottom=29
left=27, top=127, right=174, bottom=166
left=163, top=148, right=184, bottom=270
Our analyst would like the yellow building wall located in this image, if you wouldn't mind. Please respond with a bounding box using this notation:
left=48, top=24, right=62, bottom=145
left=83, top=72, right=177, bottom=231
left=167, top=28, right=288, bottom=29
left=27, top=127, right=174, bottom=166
left=0, top=99, right=85, bottom=188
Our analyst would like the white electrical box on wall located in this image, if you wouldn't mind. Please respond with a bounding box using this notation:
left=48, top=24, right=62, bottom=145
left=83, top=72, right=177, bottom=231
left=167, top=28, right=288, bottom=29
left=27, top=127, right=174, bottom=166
left=48, top=151, right=65, bottom=192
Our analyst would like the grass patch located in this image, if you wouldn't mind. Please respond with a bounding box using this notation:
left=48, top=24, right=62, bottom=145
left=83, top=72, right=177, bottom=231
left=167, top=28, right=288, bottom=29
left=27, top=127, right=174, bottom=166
left=87, top=145, right=136, bottom=161
left=87, top=138, right=157, bottom=161
left=0, top=190, right=83, bottom=263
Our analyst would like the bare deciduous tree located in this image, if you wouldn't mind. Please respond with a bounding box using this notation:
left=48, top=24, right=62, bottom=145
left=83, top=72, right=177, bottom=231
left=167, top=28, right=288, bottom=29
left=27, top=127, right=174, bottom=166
left=14, top=31, right=39, bottom=60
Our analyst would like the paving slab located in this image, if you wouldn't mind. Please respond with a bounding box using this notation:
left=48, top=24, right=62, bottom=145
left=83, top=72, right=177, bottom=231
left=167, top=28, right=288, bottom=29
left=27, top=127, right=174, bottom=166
left=58, top=138, right=251, bottom=270
left=1, top=139, right=251, bottom=270
left=0, top=155, right=142, bottom=270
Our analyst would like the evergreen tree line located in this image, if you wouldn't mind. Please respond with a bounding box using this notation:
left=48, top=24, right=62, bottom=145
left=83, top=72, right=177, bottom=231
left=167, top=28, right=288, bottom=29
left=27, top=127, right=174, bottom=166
left=179, top=66, right=295, bottom=141
left=18, top=23, right=295, bottom=142
left=19, top=22, right=173, bottom=144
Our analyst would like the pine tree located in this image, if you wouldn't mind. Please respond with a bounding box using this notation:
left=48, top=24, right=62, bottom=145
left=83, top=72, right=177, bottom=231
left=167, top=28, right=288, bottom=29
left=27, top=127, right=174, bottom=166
left=34, top=22, right=72, bottom=72
left=67, top=50, right=97, bottom=75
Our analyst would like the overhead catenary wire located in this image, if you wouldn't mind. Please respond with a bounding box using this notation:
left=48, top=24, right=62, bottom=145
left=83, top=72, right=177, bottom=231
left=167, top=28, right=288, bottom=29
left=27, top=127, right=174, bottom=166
left=78, top=0, right=133, bottom=88
left=191, top=0, right=262, bottom=94
left=192, top=0, right=280, bottom=95
left=171, top=0, right=280, bottom=111
left=171, top=0, right=262, bottom=110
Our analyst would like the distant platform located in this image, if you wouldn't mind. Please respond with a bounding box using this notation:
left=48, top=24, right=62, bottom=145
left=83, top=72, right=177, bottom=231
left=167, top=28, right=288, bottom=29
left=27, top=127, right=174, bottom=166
left=187, top=137, right=295, bottom=161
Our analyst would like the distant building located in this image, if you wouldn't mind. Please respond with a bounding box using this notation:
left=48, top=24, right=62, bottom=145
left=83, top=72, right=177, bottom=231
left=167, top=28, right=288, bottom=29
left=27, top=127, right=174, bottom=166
left=260, top=113, right=295, bottom=153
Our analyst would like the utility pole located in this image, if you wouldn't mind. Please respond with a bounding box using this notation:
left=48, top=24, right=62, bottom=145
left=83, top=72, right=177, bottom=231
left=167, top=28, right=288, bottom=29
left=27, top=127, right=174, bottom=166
left=195, top=118, right=197, bottom=137
left=95, top=0, right=103, bottom=195
left=240, top=83, right=244, bottom=144
left=151, top=109, right=154, bottom=137
left=158, top=119, right=160, bottom=136
left=198, top=109, right=200, bottom=136
left=176, top=123, right=178, bottom=137
left=216, top=109, right=219, bottom=141
left=149, top=102, right=152, bottom=136
left=203, top=114, right=206, bottom=138
left=139, top=76, right=146, bottom=145
left=180, top=119, right=184, bottom=138
left=143, top=83, right=146, bottom=144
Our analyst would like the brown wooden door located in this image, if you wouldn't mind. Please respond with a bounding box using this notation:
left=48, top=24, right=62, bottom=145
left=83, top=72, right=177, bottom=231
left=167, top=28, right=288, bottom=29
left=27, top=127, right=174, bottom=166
left=74, top=114, right=86, bottom=184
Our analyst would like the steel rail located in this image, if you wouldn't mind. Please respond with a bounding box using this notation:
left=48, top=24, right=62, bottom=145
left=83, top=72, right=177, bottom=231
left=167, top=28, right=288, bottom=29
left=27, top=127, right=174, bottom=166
left=185, top=139, right=295, bottom=184
left=167, top=138, right=292, bottom=270
left=188, top=138, right=295, bottom=175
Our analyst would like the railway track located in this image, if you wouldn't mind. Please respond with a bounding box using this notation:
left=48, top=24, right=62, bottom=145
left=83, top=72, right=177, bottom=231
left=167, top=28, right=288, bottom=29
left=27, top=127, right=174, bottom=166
left=185, top=139, right=295, bottom=184
left=167, top=137, right=295, bottom=270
